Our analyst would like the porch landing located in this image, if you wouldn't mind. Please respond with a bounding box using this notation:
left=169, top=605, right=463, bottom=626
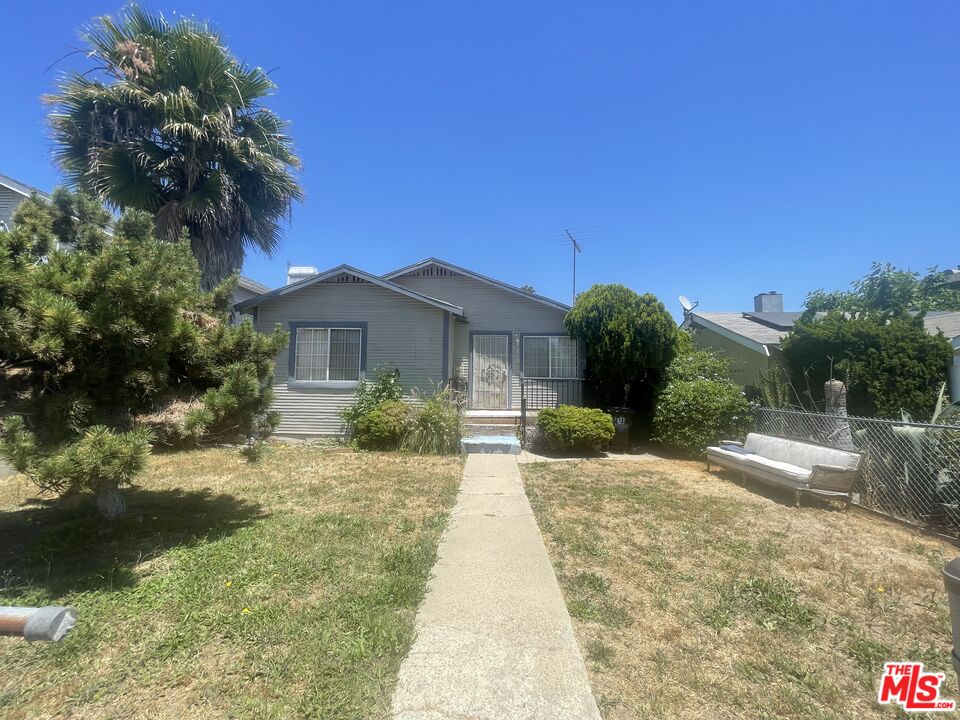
left=463, top=409, right=525, bottom=440
left=461, top=435, right=521, bottom=454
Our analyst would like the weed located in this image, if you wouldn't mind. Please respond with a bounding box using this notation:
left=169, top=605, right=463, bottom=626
left=587, top=638, right=616, bottom=669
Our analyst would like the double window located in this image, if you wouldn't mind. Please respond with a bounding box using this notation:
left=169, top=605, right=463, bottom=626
left=294, top=327, right=362, bottom=382
left=522, top=336, right=578, bottom=379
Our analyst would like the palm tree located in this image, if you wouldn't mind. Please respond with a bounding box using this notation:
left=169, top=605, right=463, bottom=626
left=47, top=6, right=303, bottom=288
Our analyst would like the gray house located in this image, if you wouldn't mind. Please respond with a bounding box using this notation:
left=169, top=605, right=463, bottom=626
left=235, top=258, right=582, bottom=436
left=0, top=172, right=50, bottom=231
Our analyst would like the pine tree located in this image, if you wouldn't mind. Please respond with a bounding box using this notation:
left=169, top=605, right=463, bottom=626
left=0, top=190, right=288, bottom=518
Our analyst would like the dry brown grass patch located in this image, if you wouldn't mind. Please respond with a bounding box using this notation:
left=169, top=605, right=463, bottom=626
left=523, top=457, right=957, bottom=719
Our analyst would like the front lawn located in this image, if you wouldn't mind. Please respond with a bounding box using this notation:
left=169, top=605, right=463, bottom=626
left=0, top=445, right=461, bottom=719
left=523, top=458, right=957, bottom=719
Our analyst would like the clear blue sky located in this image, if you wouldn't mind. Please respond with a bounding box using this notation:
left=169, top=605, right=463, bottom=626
left=3, top=1, right=959, bottom=319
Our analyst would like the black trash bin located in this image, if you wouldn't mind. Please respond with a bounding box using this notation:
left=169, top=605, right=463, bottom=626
left=942, top=558, right=960, bottom=683
left=606, top=407, right=635, bottom=451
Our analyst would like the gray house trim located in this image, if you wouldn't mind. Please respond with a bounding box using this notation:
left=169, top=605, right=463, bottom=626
left=287, top=321, right=369, bottom=388
left=0, top=172, right=50, bottom=200
left=441, top=312, right=450, bottom=383
left=236, top=264, right=465, bottom=316
left=383, top=257, right=571, bottom=312
left=517, top=332, right=580, bottom=379
left=468, top=330, right=513, bottom=408
left=237, top=275, right=271, bottom=295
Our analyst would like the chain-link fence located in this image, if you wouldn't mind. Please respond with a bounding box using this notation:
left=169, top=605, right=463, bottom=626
left=753, top=407, right=960, bottom=534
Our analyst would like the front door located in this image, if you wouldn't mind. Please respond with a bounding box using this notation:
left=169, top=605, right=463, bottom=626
left=471, top=334, right=509, bottom=409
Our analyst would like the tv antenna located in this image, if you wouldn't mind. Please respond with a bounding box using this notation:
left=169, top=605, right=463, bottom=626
left=566, top=229, right=582, bottom=304
left=679, top=295, right=699, bottom=317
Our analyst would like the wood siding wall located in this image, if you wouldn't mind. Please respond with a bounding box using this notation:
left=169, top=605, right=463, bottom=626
left=390, top=274, right=572, bottom=409
left=255, top=280, right=446, bottom=435
left=0, top=188, right=24, bottom=231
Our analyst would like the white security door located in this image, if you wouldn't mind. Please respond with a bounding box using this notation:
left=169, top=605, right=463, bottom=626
left=471, top=335, right=509, bottom=409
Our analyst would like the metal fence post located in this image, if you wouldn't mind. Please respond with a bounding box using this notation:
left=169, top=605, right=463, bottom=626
left=520, top=378, right=527, bottom=446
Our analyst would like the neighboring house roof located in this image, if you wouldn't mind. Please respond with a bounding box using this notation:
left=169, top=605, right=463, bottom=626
left=0, top=171, right=50, bottom=200
left=740, top=311, right=802, bottom=329
left=234, top=264, right=466, bottom=316
left=237, top=275, right=271, bottom=295
left=691, top=308, right=960, bottom=357
left=382, top=257, right=571, bottom=312
left=687, top=311, right=798, bottom=355
left=923, top=311, right=960, bottom=343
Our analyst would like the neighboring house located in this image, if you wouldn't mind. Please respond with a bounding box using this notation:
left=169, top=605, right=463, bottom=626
left=234, top=258, right=581, bottom=437
left=232, top=275, right=272, bottom=306
left=923, top=311, right=960, bottom=402
left=3, top=171, right=268, bottom=307
left=0, top=172, right=50, bottom=231
left=684, top=292, right=799, bottom=389
left=687, top=292, right=960, bottom=402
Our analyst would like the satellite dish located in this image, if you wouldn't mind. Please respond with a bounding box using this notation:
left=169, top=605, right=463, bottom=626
left=679, top=295, right=693, bottom=312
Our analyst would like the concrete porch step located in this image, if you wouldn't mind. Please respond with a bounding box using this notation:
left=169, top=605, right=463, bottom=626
left=463, top=411, right=521, bottom=426
left=460, top=435, right=521, bottom=455
left=463, top=423, right=519, bottom=438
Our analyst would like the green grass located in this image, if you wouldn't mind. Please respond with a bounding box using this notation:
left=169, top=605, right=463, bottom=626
left=0, top=445, right=461, bottom=719
left=523, top=458, right=958, bottom=720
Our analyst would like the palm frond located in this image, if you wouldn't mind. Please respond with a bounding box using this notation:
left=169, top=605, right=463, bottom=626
left=50, top=5, right=303, bottom=288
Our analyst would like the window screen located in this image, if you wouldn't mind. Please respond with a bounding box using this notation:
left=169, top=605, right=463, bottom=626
left=294, top=327, right=361, bottom=381
left=549, top=336, right=578, bottom=378
left=523, top=336, right=577, bottom=378
left=522, top=337, right=550, bottom=378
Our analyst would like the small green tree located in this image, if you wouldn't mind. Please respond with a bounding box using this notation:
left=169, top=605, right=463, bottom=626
left=564, top=284, right=678, bottom=407
left=339, top=368, right=404, bottom=440
left=652, top=348, right=751, bottom=453
left=804, top=262, right=960, bottom=317
left=0, top=190, right=287, bottom=517
left=781, top=313, right=952, bottom=419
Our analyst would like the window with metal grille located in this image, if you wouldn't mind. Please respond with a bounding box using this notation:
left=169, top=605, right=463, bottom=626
left=294, top=328, right=362, bottom=381
left=522, top=336, right=578, bottom=379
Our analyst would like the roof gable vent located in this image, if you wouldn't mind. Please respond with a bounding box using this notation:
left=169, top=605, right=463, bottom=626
left=325, top=271, right=367, bottom=283
left=399, top=263, right=463, bottom=279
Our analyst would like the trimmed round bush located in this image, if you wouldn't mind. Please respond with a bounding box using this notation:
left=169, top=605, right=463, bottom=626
left=353, top=400, right=411, bottom=450
left=536, top=405, right=615, bottom=451
left=652, top=378, right=750, bottom=452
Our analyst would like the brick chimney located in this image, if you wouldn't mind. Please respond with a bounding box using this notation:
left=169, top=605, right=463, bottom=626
left=753, top=291, right=783, bottom=313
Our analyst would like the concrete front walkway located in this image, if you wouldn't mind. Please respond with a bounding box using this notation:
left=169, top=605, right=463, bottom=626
left=390, top=454, right=601, bottom=720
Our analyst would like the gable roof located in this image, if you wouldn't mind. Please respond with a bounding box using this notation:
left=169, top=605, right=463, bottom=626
left=382, top=257, right=571, bottom=312
left=234, top=264, right=465, bottom=316
left=922, top=311, right=960, bottom=341
left=0, top=172, right=50, bottom=200
left=237, top=275, right=271, bottom=295
left=686, top=312, right=794, bottom=355
left=691, top=308, right=960, bottom=356
left=740, top=311, right=802, bottom=329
